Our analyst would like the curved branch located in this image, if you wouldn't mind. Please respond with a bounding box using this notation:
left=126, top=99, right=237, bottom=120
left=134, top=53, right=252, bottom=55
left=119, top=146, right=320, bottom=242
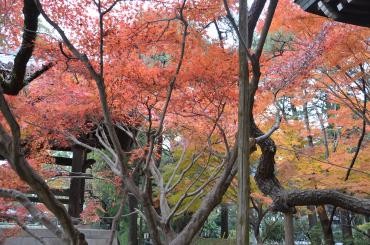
left=345, top=78, right=367, bottom=180
left=108, top=195, right=126, bottom=245
left=253, top=118, right=370, bottom=215
left=3, top=214, right=47, bottom=245
left=0, top=188, right=64, bottom=240
left=0, top=92, right=82, bottom=244
left=255, top=113, right=281, bottom=143
left=0, top=0, right=51, bottom=95
left=272, top=190, right=370, bottom=215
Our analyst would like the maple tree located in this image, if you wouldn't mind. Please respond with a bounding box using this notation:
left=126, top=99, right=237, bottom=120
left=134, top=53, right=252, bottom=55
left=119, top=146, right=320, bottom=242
left=0, top=0, right=369, bottom=245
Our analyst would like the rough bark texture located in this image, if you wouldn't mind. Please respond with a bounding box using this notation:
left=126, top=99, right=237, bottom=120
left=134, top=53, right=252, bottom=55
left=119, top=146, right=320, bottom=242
left=252, top=114, right=370, bottom=215
left=317, top=205, right=335, bottom=245
left=220, top=204, right=229, bottom=239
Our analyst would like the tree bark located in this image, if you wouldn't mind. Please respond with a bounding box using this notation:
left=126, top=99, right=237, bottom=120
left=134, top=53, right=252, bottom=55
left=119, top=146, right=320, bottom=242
left=220, top=204, right=229, bottom=239
left=253, top=91, right=370, bottom=219
left=284, top=212, right=294, bottom=245
left=340, top=209, right=354, bottom=245
left=308, top=205, right=318, bottom=228
left=317, top=205, right=335, bottom=245
left=237, top=0, right=251, bottom=244
left=0, top=0, right=39, bottom=95
left=303, top=101, right=314, bottom=148
left=307, top=205, right=321, bottom=245
left=316, top=109, right=330, bottom=159
left=128, top=194, right=138, bottom=245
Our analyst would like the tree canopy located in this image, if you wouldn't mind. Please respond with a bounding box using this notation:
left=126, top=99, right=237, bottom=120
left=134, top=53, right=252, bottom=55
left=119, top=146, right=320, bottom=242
left=0, top=0, right=369, bottom=245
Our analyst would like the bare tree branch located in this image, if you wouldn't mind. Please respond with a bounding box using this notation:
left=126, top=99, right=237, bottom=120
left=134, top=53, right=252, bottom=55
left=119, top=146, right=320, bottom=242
left=0, top=90, right=80, bottom=244
left=108, top=195, right=126, bottom=245
left=0, top=188, right=64, bottom=241
left=255, top=0, right=278, bottom=59
left=255, top=113, right=281, bottom=143
left=345, top=77, right=367, bottom=180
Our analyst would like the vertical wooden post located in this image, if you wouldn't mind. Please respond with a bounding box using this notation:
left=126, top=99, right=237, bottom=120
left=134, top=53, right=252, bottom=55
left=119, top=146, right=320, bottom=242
left=284, top=212, right=294, bottom=245
left=237, top=0, right=250, bottom=244
left=68, top=145, right=87, bottom=219
left=128, top=193, right=138, bottom=245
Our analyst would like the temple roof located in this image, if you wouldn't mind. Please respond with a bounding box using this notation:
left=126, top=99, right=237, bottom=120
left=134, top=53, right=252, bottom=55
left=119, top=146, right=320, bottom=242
left=295, top=0, right=370, bottom=27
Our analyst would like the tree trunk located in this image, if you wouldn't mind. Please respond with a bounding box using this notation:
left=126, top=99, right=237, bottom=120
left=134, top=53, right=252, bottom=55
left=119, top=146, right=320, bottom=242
left=237, top=0, right=251, bottom=244
left=316, top=110, right=330, bottom=159
left=284, top=212, right=294, bottom=245
left=128, top=193, right=138, bottom=245
left=340, top=209, right=354, bottom=245
left=308, top=205, right=318, bottom=228
left=303, top=101, right=314, bottom=148
left=138, top=215, right=143, bottom=245
left=237, top=0, right=251, bottom=245
left=220, top=204, right=229, bottom=239
left=304, top=101, right=320, bottom=245
left=307, top=205, right=321, bottom=245
left=317, top=205, right=335, bottom=245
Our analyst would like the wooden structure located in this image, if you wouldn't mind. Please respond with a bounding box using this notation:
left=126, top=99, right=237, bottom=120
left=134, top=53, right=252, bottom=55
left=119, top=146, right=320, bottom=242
left=53, top=146, right=95, bottom=218
left=1, top=126, right=134, bottom=221
left=25, top=147, right=95, bottom=218
left=49, top=127, right=134, bottom=219
left=295, top=0, right=370, bottom=27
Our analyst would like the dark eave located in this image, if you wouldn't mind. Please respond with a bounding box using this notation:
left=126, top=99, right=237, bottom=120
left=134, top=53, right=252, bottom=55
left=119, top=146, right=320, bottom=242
left=295, top=0, right=370, bottom=28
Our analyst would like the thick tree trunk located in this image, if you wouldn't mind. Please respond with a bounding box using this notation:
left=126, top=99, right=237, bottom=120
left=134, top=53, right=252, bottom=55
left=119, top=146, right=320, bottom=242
left=128, top=193, right=138, bottom=245
left=284, top=212, right=294, bottom=245
left=340, top=209, right=354, bottom=245
left=317, top=205, right=335, bottom=245
left=220, top=204, right=229, bottom=238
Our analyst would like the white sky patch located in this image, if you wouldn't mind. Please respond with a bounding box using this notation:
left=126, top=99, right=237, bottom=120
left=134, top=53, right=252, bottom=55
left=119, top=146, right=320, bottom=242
left=0, top=160, right=8, bottom=165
